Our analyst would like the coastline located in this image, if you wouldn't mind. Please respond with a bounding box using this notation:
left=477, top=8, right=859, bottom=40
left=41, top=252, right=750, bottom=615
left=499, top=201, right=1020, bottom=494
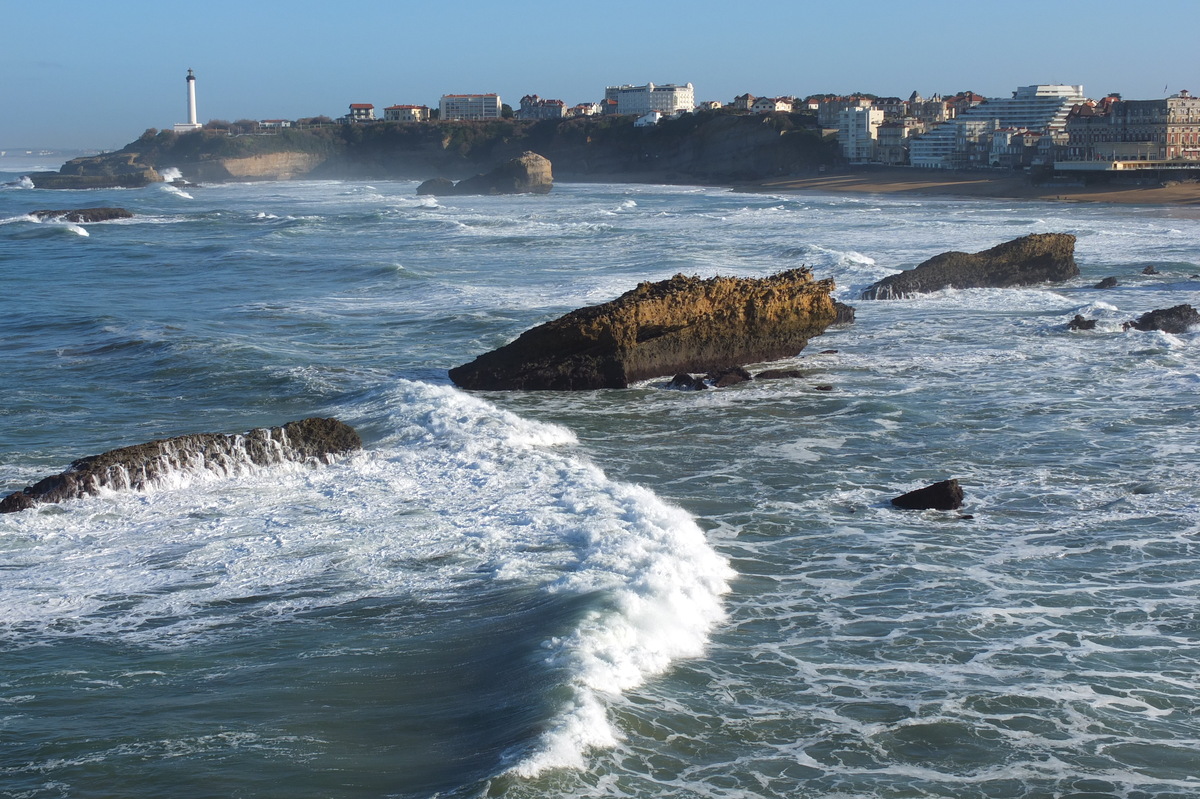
left=738, top=166, right=1200, bottom=208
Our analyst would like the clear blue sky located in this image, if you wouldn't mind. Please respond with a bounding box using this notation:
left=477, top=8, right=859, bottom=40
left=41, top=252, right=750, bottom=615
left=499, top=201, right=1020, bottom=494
left=3, top=0, right=1198, bottom=150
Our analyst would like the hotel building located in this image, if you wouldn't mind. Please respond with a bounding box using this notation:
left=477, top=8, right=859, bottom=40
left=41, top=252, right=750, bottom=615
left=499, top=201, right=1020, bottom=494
left=605, top=83, right=695, bottom=116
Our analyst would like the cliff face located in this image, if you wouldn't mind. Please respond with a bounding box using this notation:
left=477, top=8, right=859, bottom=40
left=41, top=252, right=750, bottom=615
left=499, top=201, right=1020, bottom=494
left=186, top=152, right=329, bottom=182
left=449, top=269, right=839, bottom=390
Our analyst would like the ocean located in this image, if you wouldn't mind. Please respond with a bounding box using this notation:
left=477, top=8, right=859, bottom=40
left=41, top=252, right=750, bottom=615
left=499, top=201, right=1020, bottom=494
left=2, top=157, right=1199, bottom=799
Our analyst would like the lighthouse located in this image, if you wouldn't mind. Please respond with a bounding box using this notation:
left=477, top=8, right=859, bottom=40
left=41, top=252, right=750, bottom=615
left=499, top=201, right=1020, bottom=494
left=173, top=69, right=203, bottom=133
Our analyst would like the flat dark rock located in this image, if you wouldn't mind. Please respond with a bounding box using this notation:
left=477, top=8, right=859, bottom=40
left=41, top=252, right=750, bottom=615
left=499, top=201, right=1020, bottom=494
left=30, top=207, right=133, bottom=223
left=1, top=417, right=362, bottom=513
left=860, top=234, right=1078, bottom=299
left=1124, top=304, right=1200, bottom=334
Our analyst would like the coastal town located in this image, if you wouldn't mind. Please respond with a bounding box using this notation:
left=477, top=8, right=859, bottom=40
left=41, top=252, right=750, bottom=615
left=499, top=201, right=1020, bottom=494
left=183, top=78, right=1200, bottom=176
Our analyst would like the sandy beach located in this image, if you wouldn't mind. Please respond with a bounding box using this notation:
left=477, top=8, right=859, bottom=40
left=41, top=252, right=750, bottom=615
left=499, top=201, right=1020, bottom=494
left=747, top=167, right=1200, bottom=208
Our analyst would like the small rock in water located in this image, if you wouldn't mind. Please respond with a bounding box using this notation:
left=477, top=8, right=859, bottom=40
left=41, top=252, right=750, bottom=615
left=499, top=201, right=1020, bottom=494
left=668, top=373, right=707, bottom=391
left=1142, top=265, right=1160, bottom=275
left=707, top=366, right=751, bottom=387
left=1068, top=314, right=1097, bottom=331
left=755, top=369, right=804, bottom=380
left=891, top=479, right=964, bottom=511
left=1094, top=276, right=1119, bottom=289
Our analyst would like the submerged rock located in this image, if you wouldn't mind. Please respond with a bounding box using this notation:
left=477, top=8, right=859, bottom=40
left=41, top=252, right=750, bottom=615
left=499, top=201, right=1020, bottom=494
left=860, top=234, right=1078, bottom=299
left=0, top=418, right=362, bottom=513
left=30, top=207, right=133, bottom=223
left=418, top=151, right=553, bottom=196
left=1123, top=304, right=1200, bottom=334
left=449, top=269, right=840, bottom=391
left=708, top=366, right=752, bottom=387
left=891, top=479, right=964, bottom=511
left=1094, top=276, right=1119, bottom=289
left=755, top=368, right=805, bottom=380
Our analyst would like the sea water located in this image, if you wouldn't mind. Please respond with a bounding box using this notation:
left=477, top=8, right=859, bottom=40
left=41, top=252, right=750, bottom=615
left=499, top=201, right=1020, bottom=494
left=1, top=161, right=1199, bottom=799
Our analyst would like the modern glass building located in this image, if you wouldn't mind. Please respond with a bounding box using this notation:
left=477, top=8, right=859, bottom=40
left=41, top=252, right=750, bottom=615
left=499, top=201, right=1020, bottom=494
left=910, top=84, right=1086, bottom=169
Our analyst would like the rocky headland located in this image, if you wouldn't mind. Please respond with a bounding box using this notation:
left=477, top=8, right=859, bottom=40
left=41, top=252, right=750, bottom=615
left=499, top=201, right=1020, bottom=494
left=449, top=269, right=842, bottom=391
left=0, top=418, right=362, bottom=513
left=860, top=233, right=1078, bottom=299
left=27, top=111, right=837, bottom=189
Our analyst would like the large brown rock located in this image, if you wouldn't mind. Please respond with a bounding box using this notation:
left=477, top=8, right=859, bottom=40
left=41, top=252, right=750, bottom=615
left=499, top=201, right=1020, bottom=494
left=449, top=269, right=840, bottom=390
left=860, top=233, right=1078, bottom=299
left=419, top=151, right=553, bottom=196
left=0, top=418, right=362, bottom=513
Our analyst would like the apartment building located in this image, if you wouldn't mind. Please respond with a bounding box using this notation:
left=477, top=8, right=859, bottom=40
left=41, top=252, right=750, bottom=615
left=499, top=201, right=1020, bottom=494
left=439, top=94, right=503, bottom=121
left=910, top=84, right=1085, bottom=168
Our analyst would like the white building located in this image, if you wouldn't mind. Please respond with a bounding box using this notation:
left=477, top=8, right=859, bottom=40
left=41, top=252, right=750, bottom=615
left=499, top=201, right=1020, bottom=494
left=752, top=97, right=793, bottom=114
left=439, top=94, right=502, bottom=121
left=605, top=83, right=694, bottom=116
left=635, top=111, right=664, bottom=127
left=910, top=84, right=1086, bottom=168
left=345, top=104, right=376, bottom=122
left=839, top=107, right=884, bottom=162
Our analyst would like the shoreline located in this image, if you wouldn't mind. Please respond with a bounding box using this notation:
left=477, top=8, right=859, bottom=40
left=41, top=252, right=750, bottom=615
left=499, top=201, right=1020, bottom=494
left=735, top=167, right=1200, bottom=208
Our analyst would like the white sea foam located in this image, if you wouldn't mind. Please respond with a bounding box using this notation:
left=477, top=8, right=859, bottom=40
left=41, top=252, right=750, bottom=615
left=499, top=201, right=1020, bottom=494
left=0, top=380, right=731, bottom=777
left=158, top=183, right=193, bottom=200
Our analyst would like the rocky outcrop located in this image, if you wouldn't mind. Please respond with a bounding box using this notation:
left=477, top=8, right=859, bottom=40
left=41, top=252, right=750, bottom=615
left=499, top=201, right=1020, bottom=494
left=860, top=234, right=1078, bottom=299
left=892, top=479, right=964, bottom=511
left=1123, top=304, right=1200, bottom=334
left=26, top=152, right=161, bottom=189
left=449, top=269, right=839, bottom=390
left=30, top=208, right=133, bottom=223
left=416, top=177, right=456, bottom=195
left=0, top=418, right=362, bottom=513
left=418, top=151, right=553, bottom=196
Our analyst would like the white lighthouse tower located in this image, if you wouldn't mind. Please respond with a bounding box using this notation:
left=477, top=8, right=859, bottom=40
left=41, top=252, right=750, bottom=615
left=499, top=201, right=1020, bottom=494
left=173, top=69, right=203, bottom=133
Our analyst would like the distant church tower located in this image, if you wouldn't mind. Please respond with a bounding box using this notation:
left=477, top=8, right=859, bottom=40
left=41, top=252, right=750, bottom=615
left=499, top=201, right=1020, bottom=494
left=173, top=69, right=203, bottom=133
